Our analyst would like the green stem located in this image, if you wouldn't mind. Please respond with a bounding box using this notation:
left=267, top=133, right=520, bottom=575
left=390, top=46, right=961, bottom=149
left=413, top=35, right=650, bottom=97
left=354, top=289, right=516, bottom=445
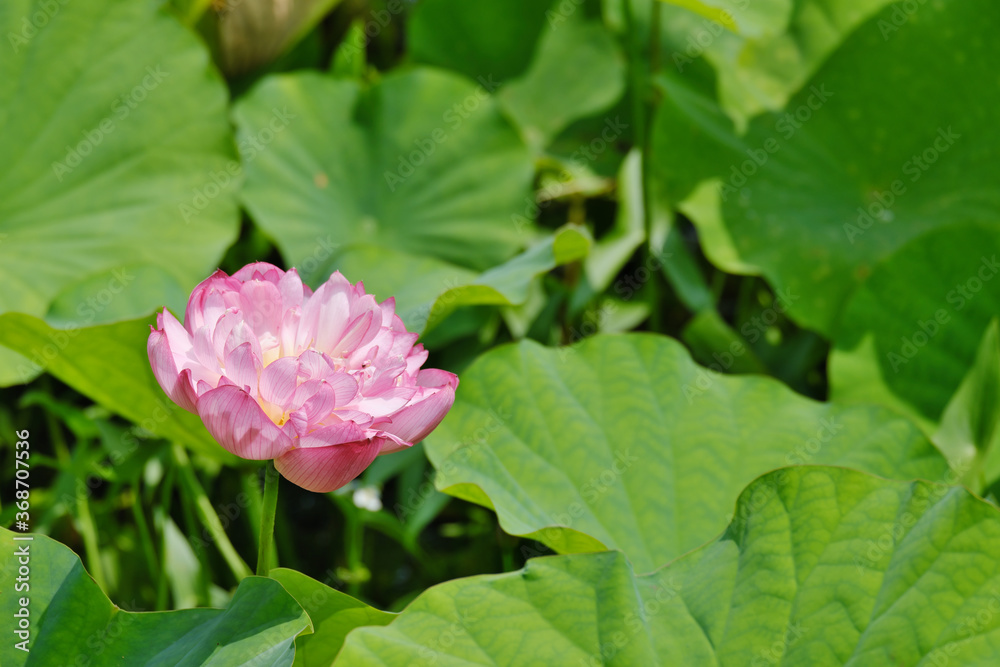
left=74, top=475, right=108, bottom=591
left=173, top=443, right=253, bottom=581
left=131, top=485, right=160, bottom=584
left=257, top=461, right=280, bottom=577
left=178, top=475, right=211, bottom=605
left=154, top=465, right=176, bottom=611
left=638, top=0, right=668, bottom=331
left=622, top=0, right=647, bottom=149
left=45, top=409, right=107, bottom=591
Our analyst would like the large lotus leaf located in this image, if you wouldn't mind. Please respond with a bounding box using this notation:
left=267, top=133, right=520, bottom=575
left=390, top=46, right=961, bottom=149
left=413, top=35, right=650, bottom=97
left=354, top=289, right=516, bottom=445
left=233, top=69, right=534, bottom=277
left=830, top=224, right=1000, bottom=429
left=0, top=313, right=237, bottom=464
left=407, top=0, right=554, bottom=83
left=660, top=0, right=894, bottom=124
left=409, top=0, right=624, bottom=150
left=425, top=333, right=948, bottom=573
left=269, top=568, right=395, bottom=666
left=0, top=528, right=309, bottom=666
left=651, top=0, right=1000, bottom=335
left=496, top=18, right=625, bottom=151
left=338, top=466, right=1000, bottom=665
left=0, top=0, right=239, bottom=385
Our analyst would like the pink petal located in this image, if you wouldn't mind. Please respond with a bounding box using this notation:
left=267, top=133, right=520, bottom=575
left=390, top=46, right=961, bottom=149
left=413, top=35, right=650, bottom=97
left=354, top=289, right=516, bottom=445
left=364, top=361, right=408, bottom=395
left=376, top=430, right=413, bottom=455
left=148, top=329, right=198, bottom=413
left=332, top=409, right=374, bottom=428
left=297, top=350, right=336, bottom=380
left=293, top=354, right=358, bottom=405
left=378, top=297, right=397, bottom=323
left=327, top=372, right=359, bottom=406
left=337, top=309, right=379, bottom=355
left=223, top=342, right=261, bottom=394
left=224, top=321, right=263, bottom=361
left=379, top=369, right=458, bottom=444
left=211, top=309, right=241, bottom=361
left=159, top=310, right=194, bottom=359
left=192, top=325, right=220, bottom=370
left=300, top=382, right=337, bottom=424
left=298, top=421, right=369, bottom=448
left=239, top=279, right=283, bottom=337
left=279, top=306, right=301, bottom=358
left=197, top=384, right=293, bottom=459
left=289, top=378, right=327, bottom=412
left=299, top=274, right=353, bottom=354
left=277, top=268, right=306, bottom=310
left=232, top=261, right=285, bottom=283
left=185, top=270, right=240, bottom=332
left=284, top=411, right=309, bottom=439
left=404, top=343, right=429, bottom=379
left=353, top=385, right=418, bottom=416
left=274, top=437, right=384, bottom=492
left=259, top=357, right=298, bottom=406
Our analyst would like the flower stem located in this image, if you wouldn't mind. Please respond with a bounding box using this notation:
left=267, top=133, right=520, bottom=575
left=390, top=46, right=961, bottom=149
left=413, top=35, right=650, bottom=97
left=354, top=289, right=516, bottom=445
left=257, top=460, right=281, bottom=576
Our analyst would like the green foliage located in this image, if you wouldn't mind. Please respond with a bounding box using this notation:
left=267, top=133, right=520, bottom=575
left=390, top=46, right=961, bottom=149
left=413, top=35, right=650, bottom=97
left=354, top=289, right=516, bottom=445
left=340, top=467, right=1000, bottom=666
left=233, top=68, right=535, bottom=278
left=426, top=334, right=947, bottom=571
left=0, top=528, right=309, bottom=666
left=1, top=0, right=998, bottom=663
left=652, top=0, right=1000, bottom=334
left=0, top=314, right=236, bottom=463
left=0, top=0, right=240, bottom=385
left=270, top=568, right=395, bottom=665
left=831, top=224, right=1000, bottom=427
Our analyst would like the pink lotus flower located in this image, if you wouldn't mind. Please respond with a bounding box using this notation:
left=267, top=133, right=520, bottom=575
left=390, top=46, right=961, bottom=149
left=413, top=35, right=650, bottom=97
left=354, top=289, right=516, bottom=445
left=148, top=262, right=458, bottom=492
